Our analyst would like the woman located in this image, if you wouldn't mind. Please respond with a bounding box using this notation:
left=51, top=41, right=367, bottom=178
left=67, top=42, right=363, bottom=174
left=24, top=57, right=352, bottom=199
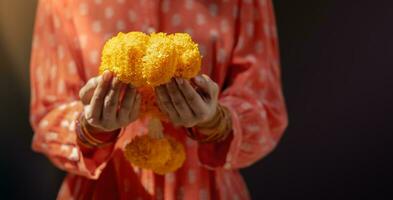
left=30, top=0, right=288, bottom=199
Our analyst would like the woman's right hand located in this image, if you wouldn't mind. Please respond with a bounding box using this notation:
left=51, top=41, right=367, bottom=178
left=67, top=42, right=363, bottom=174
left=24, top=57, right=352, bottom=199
left=78, top=71, right=141, bottom=133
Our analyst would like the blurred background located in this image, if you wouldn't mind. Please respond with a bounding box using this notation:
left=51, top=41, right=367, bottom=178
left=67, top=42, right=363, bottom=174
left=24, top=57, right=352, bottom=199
left=0, top=0, right=392, bottom=199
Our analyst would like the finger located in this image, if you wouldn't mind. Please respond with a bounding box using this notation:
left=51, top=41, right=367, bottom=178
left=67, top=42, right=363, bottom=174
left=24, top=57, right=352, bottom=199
left=175, top=78, right=208, bottom=119
left=79, top=76, right=99, bottom=105
left=129, top=93, right=141, bottom=121
left=155, top=85, right=181, bottom=125
left=86, top=71, right=112, bottom=125
left=102, top=77, right=123, bottom=123
left=166, top=79, right=194, bottom=125
left=192, top=74, right=219, bottom=101
left=118, top=85, right=137, bottom=124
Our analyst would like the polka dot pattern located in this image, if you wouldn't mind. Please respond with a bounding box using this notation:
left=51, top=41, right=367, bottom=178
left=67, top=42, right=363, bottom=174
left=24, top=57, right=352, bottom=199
left=29, top=1, right=286, bottom=200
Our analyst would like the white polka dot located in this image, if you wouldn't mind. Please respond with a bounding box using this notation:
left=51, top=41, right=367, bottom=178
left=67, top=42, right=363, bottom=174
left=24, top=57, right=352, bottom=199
left=104, top=32, right=114, bottom=40
left=58, top=104, right=67, bottom=111
left=128, top=10, right=138, bottom=22
left=224, top=163, right=231, bottom=169
left=220, top=19, right=229, bottom=33
left=53, top=15, right=61, bottom=29
left=259, top=137, right=267, bottom=145
left=255, top=40, right=264, bottom=53
left=171, top=14, right=181, bottom=26
left=210, top=29, right=218, bottom=41
left=92, top=20, right=102, bottom=33
left=105, top=7, right=114, bottom=19
left=196, top=13, right=206, bottom=25
left=185, top=0, right=194, bottom=10
left=94, top=0, right=103, bottom=4
left=60, top=144, right=70, bottom=152
left=264, top=23, right=270, bottom=37
left=79, top=3, right=88, bottom=16
left=61, top=120, right=70, bottom=129
left=47, top=34, right=55, bottom=46
left=41, top=143, right=48, bottom=149
left=246, top=22, right=254, bottom=37
left=185, top=28, right=194, bottom=36
left=232, top=5, right=239, bottom=18
left=68, top=61, right=77, bottom=75
left=79, top=35, right=87, bottom=48
left=50, top=64, right=57, bottom=80
left=188, top=169, right=196, bottom=184
left=241, top=102, right=253, bottom=110
left=69, top=121, right=76, bottom=132
left=45, top=132, right=58, bottom=141
left=116, top=20, right=126, bottom=30
left=237, top=36, right=244, bottom=50
left=259, top=0, right=267, bottom=6
left=199, top=188, right=208, bottom=200
left=39, top=120, right=49, bottom=128
left=90, top=50, right=99, bottom=64
left=46, top=95, right=57, bottom=103
left=209, top=4, right=218, bottom=16
left=147, top=27, right=156, bottom=33
left=117, top=0, right=125, bottom=4
left=161, top=0, right=170, bottom=13
left=217, top=48, right=226, bottom=63
left=241, top=143, right=253, bottom=151
left=199, top=44, right=206, bottom=56
left=58, top=80, right=65, bottom=93
left=271, top=25, right=278, bottom=38
left=57, top=46, right=65, bottom=60
left=68, top=147, right=79, bottom=161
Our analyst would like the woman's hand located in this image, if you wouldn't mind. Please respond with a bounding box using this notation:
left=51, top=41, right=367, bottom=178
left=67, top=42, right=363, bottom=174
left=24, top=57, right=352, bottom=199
left=155, top=74, right=219, bottom=128
left=78, top=71, right=141, bottom=133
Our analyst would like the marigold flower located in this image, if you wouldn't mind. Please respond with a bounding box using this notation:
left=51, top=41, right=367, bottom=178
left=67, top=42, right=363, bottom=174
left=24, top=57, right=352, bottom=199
left=152, top=136, right=186, bottom=175
left=99, top=31, right=201, bottom=87
left=99, top=31, right=200, bottom=174
left=124, top=135, right=171, bottom=169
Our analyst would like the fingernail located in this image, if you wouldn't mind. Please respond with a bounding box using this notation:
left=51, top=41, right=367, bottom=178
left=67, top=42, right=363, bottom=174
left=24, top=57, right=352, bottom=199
left=175, top=78, right=183, bottom=85
left=195, top=76, right=203, bottom=83
left=103, top=70, right=112, bottom=81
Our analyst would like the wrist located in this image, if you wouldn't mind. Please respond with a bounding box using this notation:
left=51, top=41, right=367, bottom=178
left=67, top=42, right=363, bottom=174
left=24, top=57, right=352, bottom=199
left=81, top=115, right=119, bottom=135
left=77, top=113, right=120, bottom=148
left=185, top=104, right=232, bottom=143
left=195, top=105, right=220, bottom=129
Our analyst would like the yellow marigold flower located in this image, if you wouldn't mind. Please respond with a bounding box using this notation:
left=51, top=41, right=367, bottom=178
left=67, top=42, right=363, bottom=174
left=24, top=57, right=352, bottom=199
left=152, top=136, right=186, bottom=175
left=99, top=32, right=149, bottom=87
left=142, top=33, right=178, bottom=87
left=99, top=31, right=201, bottom=87
left=171, top=33, right=202, bottom=79
left=124, top=135, right=172, bottom=169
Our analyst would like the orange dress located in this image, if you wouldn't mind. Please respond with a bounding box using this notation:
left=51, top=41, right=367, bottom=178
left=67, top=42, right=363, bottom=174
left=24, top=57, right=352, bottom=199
left=29, top=0, right=288, bottom=199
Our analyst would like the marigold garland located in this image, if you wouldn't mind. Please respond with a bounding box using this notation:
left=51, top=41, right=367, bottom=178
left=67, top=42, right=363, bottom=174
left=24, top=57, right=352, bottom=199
left=98, top=31, right=201, bottom=174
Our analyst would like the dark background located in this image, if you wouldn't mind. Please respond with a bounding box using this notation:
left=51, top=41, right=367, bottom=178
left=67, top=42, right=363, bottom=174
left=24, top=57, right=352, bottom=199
left=1, top=0, right=392, bottom=199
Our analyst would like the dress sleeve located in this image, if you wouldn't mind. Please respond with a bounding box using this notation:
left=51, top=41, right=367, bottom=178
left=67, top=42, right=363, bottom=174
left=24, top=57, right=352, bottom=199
left=198, top=0, right=288, bottom=169
left=30, top=0, right=116, bottom=179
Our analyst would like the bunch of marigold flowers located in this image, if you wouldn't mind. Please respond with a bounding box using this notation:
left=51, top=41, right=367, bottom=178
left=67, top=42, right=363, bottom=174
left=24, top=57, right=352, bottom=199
left=98, top=31, right=201, bottom=174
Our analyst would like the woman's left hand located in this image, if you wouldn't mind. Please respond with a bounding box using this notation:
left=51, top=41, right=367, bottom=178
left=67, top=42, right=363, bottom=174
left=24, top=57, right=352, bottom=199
left=155, top=74, right=219, bottom=128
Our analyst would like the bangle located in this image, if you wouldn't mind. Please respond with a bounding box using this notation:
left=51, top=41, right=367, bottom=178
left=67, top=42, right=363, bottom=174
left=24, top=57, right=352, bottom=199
left=75, top=113, right=119, bottom=148
left=186, top=104, right=232, bottom=143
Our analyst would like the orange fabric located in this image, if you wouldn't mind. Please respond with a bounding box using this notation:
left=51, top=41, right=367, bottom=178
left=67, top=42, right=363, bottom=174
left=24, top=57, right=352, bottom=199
left=29, top=0, right=288, bottom=199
